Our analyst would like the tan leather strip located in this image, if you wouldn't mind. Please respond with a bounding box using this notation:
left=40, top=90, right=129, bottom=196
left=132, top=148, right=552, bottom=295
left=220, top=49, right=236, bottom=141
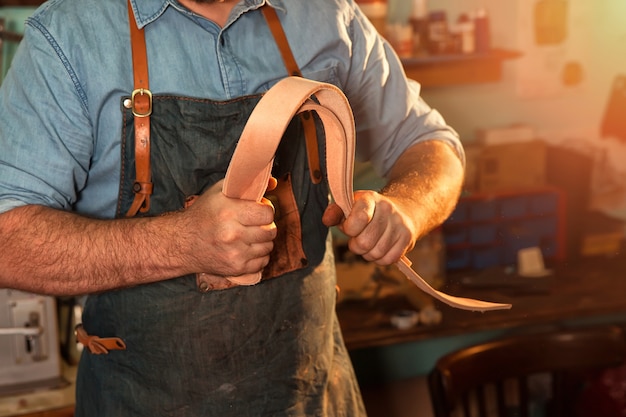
left=75, top=324, right=127, bottom=355
left=126, top=0, right=153, bottom=216
left=261, top=5, right=322, bottom=184
left=222, top=77, right=512, bottom=312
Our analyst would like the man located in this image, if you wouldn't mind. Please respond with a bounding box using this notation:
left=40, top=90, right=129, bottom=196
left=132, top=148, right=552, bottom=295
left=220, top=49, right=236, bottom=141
left=0, top=0, right=464, bottom=415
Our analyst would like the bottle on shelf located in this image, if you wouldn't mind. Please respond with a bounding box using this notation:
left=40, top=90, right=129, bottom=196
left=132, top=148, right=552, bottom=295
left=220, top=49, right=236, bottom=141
left=409, top=0, right=429, bottom=55
left=427, top=10, right=449, bottom=55
left=473, top=8, right=491, bottom=53
left=453, top=13, right=475, bottom=54
left=356, top=0, right=388, bottom=37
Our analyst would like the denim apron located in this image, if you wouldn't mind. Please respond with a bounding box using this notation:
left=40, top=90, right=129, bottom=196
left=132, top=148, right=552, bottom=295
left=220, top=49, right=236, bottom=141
left=74, top=13, right=366, bottom=417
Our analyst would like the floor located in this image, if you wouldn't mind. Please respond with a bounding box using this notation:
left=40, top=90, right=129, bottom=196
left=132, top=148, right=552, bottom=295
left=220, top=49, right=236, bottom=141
left=360, top=376, right=435, bottom=417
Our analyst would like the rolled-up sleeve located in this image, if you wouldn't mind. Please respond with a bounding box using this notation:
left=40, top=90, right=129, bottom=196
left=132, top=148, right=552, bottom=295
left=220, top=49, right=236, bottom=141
left=0, top=21, right=93, bottom=215
left=343, top=4, right=464, bottom=178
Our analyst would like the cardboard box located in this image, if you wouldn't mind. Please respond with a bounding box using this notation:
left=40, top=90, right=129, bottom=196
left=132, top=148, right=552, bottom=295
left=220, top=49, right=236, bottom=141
left=581, top=232, right=623, bottom=257
left=579, top=211, right=624, bottom=257
left=477, top=124, right=536, bottom=145
left=462, top=145, right=482, bottom=192
left=478, top=140, right=547, bottom=192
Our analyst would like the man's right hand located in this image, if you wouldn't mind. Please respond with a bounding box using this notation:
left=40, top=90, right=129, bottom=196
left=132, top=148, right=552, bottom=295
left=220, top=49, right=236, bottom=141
left=0, top=179, right=277, bottom=296
left=179, top=179, right=277, bottom=279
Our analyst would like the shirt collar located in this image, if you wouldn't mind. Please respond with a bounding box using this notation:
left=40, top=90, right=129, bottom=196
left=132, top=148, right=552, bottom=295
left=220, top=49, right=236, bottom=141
left=128, top=0, right=285, bottom=29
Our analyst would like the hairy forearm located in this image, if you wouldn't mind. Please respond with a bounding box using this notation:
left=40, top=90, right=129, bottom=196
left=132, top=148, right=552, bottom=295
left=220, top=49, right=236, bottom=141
left=381, top=139, right=464, bottom=238
left=0, top=205, right=190, bottom=296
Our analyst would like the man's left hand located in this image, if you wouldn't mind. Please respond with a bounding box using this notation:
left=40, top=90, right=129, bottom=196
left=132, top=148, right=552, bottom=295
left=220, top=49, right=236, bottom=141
left=322, top=190, right=415, bottom=265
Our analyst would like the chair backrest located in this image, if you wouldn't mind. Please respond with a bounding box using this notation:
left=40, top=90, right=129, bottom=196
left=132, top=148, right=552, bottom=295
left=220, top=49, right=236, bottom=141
left=428, top=325, right=626, bottom=417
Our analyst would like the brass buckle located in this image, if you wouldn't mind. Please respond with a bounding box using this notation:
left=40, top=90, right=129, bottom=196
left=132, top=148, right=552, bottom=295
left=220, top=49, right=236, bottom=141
left=131, top=88, right=152, bottom=117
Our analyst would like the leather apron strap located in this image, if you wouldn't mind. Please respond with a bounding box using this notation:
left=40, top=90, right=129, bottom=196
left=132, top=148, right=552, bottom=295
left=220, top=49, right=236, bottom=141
left=222, top=76, right=512, bottom=312
left=260, top=6, right=322, bottom=184
left=124, top=3, right=321, bottom=219
left=126, top=0, right=153, bottom=217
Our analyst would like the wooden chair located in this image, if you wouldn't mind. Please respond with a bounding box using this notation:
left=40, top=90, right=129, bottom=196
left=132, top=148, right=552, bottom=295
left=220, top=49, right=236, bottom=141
left=428, top=325, right=626, bottom=417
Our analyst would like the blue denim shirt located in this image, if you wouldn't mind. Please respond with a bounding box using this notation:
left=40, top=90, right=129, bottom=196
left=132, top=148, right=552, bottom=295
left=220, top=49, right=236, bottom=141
left=0, top=0, right=462, bottom=219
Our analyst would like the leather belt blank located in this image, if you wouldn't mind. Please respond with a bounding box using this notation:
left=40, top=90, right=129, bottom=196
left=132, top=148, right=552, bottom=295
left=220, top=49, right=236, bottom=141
left=222, top=76, right=511, bottom=312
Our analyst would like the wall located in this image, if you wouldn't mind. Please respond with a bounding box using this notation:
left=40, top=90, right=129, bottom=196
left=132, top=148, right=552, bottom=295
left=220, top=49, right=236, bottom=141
left=418, top=0, right=626, bottom=221
left=7, top=2, right=626, bottom=214
left=355, top=1, right=626, bottom=221
left=0, top=7, right=35, bottom=82
left=3, top=4, right=626, bottom=414
left=350, top=3, right=626, bottom=411
left=421, top=0, right=624, bottom=142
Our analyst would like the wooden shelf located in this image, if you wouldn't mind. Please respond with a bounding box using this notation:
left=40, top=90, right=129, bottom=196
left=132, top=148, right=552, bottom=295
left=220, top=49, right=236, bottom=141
left=0, top=2, right=519, bottom=88
left=401, top=48, right=522, bottom=88
left=0, top=0, right=46, bottom=7
left=0, top=0, right=45, bottom=5
left=17, top=406, right=74, bottom=417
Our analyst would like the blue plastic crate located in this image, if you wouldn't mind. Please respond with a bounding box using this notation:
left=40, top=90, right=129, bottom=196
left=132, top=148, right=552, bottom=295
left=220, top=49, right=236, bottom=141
left=445, top=249, right=471, bottom=270
left=525, top=217, right=558, bottom=238
left=471, top=246, right=500, bottom=269
left=499, top=196, right=529, bottom=219
left=499, top=221, right=543, bottom=264
left=501, top=237, right=543, bottom=265
left=446, top=200, right=469, bottom=224
left=500, top=221, right=533, bottom=240
left=469, top=223, right=498, bottom=245
left=443, top=225, right=468, bottom=246
left=469, top=199, right=497, bottom=222
left=539, top=236, right=558, bottom=258
left=529, top=192, right=559, bottom=215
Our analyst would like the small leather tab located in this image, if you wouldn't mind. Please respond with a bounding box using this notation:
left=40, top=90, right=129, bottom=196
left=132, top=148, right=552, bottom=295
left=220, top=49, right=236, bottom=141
left=188, top=175, right=307, bottom=291
left=196, top=272, right=239, bottom=292
left=132, top=181, right=153, bottom=194
left=75, top=324, right=126, bottom=355
left=260, top=173, right=307, bottom=279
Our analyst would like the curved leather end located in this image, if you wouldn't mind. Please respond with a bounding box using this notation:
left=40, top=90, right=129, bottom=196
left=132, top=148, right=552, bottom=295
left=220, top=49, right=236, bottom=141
left=396, top=257, right=512, bottom=312
left=226, top=272, right=262, bottom=286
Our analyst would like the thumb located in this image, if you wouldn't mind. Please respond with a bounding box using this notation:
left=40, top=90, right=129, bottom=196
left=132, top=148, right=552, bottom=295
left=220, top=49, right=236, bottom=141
left=322, top=203, right=345, bottom=227
left=266, top=176, right=278, bottom=192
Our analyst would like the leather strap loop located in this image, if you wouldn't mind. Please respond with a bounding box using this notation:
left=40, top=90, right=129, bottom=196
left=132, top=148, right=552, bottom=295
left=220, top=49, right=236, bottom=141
left=222, top=76, right=512, bottom=312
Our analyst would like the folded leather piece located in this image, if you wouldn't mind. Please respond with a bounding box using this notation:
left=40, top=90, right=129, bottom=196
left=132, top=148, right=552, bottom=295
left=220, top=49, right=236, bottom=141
left=221, top=76, right=512, bottom=312
left=192, top=173, right=308, bottom=292
left=75, top=323, right=127, bottom=354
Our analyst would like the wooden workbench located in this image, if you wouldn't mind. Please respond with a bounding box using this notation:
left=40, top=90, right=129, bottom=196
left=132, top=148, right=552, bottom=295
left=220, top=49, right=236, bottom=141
left=337, top=255, right=626, bottom=352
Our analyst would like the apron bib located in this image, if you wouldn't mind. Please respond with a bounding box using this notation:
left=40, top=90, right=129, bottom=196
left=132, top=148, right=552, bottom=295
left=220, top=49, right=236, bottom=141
left=75, top=5, right=366, bottom=417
